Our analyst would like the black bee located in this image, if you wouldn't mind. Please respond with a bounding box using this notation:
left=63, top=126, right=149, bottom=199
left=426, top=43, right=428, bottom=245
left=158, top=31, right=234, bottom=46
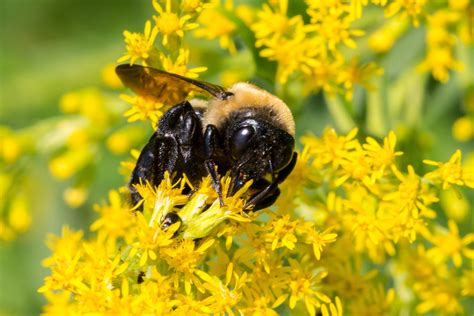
left=116, top=64, right=297, bottom=216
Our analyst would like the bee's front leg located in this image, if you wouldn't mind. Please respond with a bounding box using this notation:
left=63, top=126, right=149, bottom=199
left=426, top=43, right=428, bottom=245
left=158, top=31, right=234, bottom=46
left=244, top=153, right=297, bottom=211
left=203, top=124, right=225, bottom=206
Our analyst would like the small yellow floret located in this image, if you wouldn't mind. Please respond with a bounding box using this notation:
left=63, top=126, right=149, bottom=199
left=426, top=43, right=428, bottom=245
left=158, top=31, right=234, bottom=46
left=101, top=64, right=123, bottom=89
left=452, top=116, right=473, bottom=142
left=9, top=196, right=31, bottom=233
left=63, top=187, right=88, bottom=208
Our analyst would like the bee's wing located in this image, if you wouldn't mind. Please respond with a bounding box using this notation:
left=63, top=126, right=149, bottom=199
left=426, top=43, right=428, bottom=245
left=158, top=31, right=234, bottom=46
left=116, top=64, right=232, bottom=104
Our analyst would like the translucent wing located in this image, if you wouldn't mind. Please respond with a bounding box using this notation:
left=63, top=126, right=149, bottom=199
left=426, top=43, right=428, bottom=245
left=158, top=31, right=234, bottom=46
left=115, top=64, right=232, bottom=105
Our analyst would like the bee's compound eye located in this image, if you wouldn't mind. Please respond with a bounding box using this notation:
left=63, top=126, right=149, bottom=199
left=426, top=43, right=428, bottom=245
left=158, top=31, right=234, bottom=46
left=230, top=126, right=255, bottom=159
left=161, top=213, right=182, bottom=230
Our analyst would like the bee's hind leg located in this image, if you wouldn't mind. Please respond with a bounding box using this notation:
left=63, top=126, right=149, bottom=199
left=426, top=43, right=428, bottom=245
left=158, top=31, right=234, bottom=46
left=129, top=133, right=179, bottom=210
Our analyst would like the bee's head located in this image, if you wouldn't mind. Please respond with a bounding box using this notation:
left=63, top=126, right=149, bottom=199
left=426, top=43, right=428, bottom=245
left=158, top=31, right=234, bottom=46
left=226, top=118, right=295, bottom=195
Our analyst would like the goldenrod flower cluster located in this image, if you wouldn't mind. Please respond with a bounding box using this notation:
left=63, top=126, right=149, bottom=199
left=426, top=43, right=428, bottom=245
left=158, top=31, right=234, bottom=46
left=39, top=128, right=473, bottom=315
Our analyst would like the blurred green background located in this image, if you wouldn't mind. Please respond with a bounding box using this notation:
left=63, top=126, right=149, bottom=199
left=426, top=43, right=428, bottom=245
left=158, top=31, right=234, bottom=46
left=0, top=0, right=473, bottom=315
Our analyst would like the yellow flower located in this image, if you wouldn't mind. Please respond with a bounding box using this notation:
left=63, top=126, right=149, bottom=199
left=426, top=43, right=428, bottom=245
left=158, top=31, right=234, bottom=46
left=38, top=227, right=85, bottom=294
left=251, top=1, right=320, bottom=83
left=368, top=19, right=407, bottom=53
left=386, top=165, right=438, bottom=219
left=106, top=125, right=146, bottom=155
left=449, top=0, right=470, bottom=10
left=101, top=63, right=123, bottom=89
left=324, top=248, right=379, bottom=299
left=170, top=293, right=214, bottom=314
left=194, top=5, right=237, bottom=54
left=424, top=150, right=474, bottom=189
left=181, top=0, right=209, bottom=13
left=337, top=144, right=371, bottom=184
left=66, top=128, right=90, bottom=150
left=90, top=190, right=135, bottom=246
left=48, top=148, right=93, bottom=180
left=240, top=296, right=281, bottom=315
left=417, top=9, right=464, bottom=82
left=219, top=69, right=249, bottom=87
left=348, top=284, right=394, bottom=316
left=180, top=176, right=254, bottom=239
left=263, top=215, right=299, bottom=250
left=134, top=211, right=178, bottom=267
left=117, top=20, right=158, bottom=65
left=65, top=88, right=110, bottom=125
left=427, top=220, right=474, bottom=267
left=415, top=278, right=463, bottom=314
left=460, top=269, right=474, bottom=296
left=287, top=258, right=331, bottom=315
left=320, top=296, right=343, bottom=316
left=307, top=0, right=365, bottom=51
left=440, top=188, right=469, bottom=221
left=343, top=191, right=390, bottom=257
left=452, top=116, right=474, bottom=142
left=236, top=4, right=256, bottom=26
left=161, top=239, right=215, bottom=292
left=363, top=131, right=403, bottom=177
left=153, top=0, right=198, bottom=46
left=196, top=264, right=247, bottom=315
left=160, top=48, right=207, bottom=78
left=251, top=1, right=292, bottom=41
left=0, top=129, right=22, bottom=164
left=106, top=132, right=132, bottom=156
left=8, top=195, right=31, bottom=233
left=121, top=93, right=166, bottom=125
left=337, top=59, right=384, bottom=100
left=303, top=127, right=359, bottom=170
left=63, top=187, right=88, bottom=208
left=59, top=91, right=81, bottom=113
left=418, top=46, right=463, bottom=82
left=385, top=0, right=427, bottom=27
left=298, top=224, right=338, bottom=260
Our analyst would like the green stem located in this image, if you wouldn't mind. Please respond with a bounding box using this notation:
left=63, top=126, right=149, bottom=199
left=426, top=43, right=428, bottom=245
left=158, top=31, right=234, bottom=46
left=367, top=77, right=387, bottom=137
left=325, top=93, right=356, bottom=132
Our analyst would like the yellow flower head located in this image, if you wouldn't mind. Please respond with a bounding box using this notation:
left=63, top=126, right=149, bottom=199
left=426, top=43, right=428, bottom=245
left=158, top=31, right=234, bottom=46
left=385, top=0, right=427, bottom=27
left=160, top=48, right=207, bottom=78
left=428, top=220, right=474, bottom=268
left=424, top=150, right=474, bottom=189
left=121, top=93, right=166, bottom=126
left=194, top=6, right=237, bottom=54
left=118, top=20, right=158, bottom=65
left=153, top=0, right=198, bottom=46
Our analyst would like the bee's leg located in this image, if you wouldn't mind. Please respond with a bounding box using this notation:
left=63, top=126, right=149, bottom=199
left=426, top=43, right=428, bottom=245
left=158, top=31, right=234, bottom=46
left=276, top=152, right=297, bottom=183
left=205, top=160, right=224, bottom=206
left=244, top=153, right=297, bottom=211
left=250, top=187, right=280, bottom=211
left=129, top=134, right=179, bottom=210
left=244, top=179, right=279, bottom=210
left=204, top=124, right=224, bottom=206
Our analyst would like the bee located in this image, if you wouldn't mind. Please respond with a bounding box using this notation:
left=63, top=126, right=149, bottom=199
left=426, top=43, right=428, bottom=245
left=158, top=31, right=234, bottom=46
left=116, top=64, right=297, bottom=218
